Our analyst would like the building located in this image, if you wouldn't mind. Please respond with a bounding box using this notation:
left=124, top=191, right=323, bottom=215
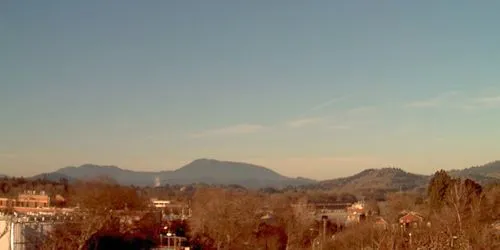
left=16, top=191, right=50, bottom=208
left=398, top=211, right=424, bottom=228
left=373, top=217, right=388, bottom=230
left=150, top=199, right=191, bottom=221
left=0, top=191, right=50, bottom=210
left=151, top=199, right=171, bottom=209
left=346, top=201, right=366, bottom=224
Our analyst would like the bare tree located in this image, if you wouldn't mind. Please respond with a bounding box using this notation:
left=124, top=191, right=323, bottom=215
left=266, top=195, right=315, bottom=250
left=42, top=179, right=148, bottom=250
left=190, top=188, right=261, bottom=250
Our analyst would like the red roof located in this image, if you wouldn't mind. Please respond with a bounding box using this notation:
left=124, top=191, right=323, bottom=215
left=399, top=213, right=423, bottom=224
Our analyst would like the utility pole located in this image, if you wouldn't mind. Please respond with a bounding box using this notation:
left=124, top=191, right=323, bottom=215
left=409, top=233, right=412, bottom=247
left=321, top=215, right=328, bottom=250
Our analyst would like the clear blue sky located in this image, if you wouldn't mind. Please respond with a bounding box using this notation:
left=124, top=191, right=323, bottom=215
left=1, top=1, right=500, bottom=179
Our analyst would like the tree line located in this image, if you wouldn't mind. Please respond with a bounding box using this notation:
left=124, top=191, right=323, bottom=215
left=2, top=170, right=498, bottom=249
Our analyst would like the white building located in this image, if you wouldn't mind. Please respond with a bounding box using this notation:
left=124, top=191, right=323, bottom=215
left=151, top=199, right=171, bottom=208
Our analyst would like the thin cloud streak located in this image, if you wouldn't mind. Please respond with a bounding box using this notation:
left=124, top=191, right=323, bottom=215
left=475, top=95, right=500, bottom=105
left=461, top=94, right=500, bottom=110
left=329, top=125, right=351, bottom=130
left=310, top=96, right=345, bottom=111
left=347, top=106, right=377, bottom=115
left=406, top=91, right=458, bottom=108
left=406, top=99, right=440, bottom=108
left=189, top=124, right=265, bottom=138
left=286, top=117, right=323, bottom=128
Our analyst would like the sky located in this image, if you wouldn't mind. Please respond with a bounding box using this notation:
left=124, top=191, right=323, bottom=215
left=1, top=1, right=500, bottom=179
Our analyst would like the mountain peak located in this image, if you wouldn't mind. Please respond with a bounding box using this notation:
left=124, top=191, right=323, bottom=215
left=448, top=160, right=500, bottom=183
left=55, top=164, right=124, bottom=181
left=79, top=164, right=121, bottom=170
left=320, top=167, right=428, bottom=192
left=175, top=158, right=281, bottom=178
left=57, top=164, right=122, bottom=172
left=46, top=160, right=315, bottom=188
left=191, top=158, right=220, bottom=164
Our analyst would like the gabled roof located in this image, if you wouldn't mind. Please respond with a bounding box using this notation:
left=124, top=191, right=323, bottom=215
left=399, top=212, right=423, bottom=224
left=374, top=217, right=388, bottom=225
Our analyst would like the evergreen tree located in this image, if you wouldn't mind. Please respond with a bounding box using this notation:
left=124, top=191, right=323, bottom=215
left=427, top=170, right=453, bottom=211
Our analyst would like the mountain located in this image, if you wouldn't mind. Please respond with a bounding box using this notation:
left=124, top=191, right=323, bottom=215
left=169, top=159, right=289, bottom=181
left=319, top=168, right=429, bottom=192
left=41, top=159, right=316, bottom=188
left=166, top=159, right=314, bottom=188
left=29, top=160, right=500, bottom=189
left=448, top=161, right=500, bottom=184
left=29, top=172, right=76, bottom=183
left=317, top=161, right=500, bottom=193
left=55, top=164, right=168, bottom=186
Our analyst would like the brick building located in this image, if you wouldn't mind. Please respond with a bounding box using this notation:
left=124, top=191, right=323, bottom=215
left=0, top=191, right=50, bottom=209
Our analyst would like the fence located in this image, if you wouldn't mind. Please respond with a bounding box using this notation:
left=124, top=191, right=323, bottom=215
left=0, top=216, right=56, bottom=250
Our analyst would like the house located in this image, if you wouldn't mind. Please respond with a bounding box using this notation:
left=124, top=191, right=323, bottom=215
left=398, top=211, right=424, bottom=228
left=346, top=201, right=366, bottom=224
left=151, top=199, right=171, bottom=208
left=373, top=217, right=388, bottom=230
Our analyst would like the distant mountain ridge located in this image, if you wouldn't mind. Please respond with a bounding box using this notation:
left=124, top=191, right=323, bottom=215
left=29, top=172, right=76, bottom=182
left=317, top=161, right=500, bottom=192
left=27, top=159, right=500, bottom=189
left=42, top=159, right=316, bottom=188
left=448, top=160, right=500, bottom=183
left=319, top=168, right=429, bottom=192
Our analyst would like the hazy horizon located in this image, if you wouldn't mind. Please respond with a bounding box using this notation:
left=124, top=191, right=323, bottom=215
left=0, top=157, right=497, bottom=181
left=2, top=1, right=500, bottom=179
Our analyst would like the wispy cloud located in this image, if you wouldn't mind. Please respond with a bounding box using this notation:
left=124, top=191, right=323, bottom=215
left=475, top=95, right=500, bottom=105
left=347, top=105, right=377, bottom=115
left=189, top=124, right=265, bottom=138
left=406, top=91, right=458, bottom=108
left=329, top=125, right=351, bottom=130
left=310, top=96, right=345, bottom=111
left=286, top=117, right=323, bottom=128
left=461, top=94, right=500, bottom=110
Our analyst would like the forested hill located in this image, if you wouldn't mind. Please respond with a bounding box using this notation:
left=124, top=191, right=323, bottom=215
left=448, top=161, right=500, bottom=184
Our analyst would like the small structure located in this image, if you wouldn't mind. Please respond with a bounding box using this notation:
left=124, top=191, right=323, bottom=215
left=151, top=199, right=171, bottom=209
left=346, top=201, right=366, bottom=224
left=492, top=221, right=500, bottom=234
left=373, top=217, right=388, bottom=230
left=158, top=233, right=188, bottom=250
left=151, top=199, right=191, bottom=221
left=54, top=194, right=66, bottom=203
left=0, top=191, right=50, bottom=209
left=399, top=211, right=424, bottom=228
